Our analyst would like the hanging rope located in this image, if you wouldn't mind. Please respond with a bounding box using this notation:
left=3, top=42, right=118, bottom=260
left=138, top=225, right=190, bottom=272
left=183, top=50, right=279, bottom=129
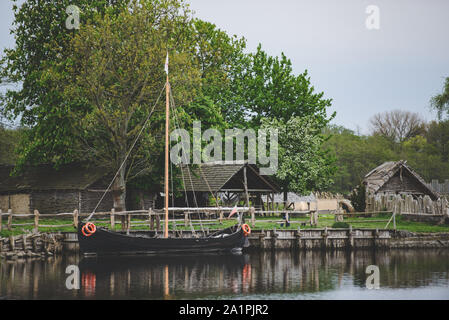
left=169, top=88, right=205, bottom=233
left=85, top=84, right=166, bottom=222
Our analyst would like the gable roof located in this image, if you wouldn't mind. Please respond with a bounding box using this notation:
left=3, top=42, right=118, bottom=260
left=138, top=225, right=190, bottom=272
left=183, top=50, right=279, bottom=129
left=363, top=160, right=439, bottom=199
left=0, top=163, right=109, bottom=193
left=179, top=161, right=280, bottom=193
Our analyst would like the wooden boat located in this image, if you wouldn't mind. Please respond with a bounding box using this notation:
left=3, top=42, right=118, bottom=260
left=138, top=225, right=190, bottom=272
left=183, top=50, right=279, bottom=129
left=77, top=54, right=250, bottom=256
left=77, top=223, right=248, bottom=256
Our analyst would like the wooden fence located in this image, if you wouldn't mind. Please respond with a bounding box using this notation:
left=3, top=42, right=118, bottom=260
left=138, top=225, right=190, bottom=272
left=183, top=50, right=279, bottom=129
left=366, top=193, right=449, bottom=215
left=0, top=207, right=255, bottom=234
left=0, top=206, right=401, bottom=234
left=427, top=179, right=449, bottom=195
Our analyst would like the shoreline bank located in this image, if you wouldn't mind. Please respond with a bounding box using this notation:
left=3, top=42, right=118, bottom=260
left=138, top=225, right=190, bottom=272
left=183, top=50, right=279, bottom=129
left=1, top=228, right=449, bottom=260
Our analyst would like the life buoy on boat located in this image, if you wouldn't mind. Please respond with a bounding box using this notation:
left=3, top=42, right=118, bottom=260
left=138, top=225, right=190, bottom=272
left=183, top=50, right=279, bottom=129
left=242, top=224, right=251, bottom=236
left=82, top=222, right=96, bottom=237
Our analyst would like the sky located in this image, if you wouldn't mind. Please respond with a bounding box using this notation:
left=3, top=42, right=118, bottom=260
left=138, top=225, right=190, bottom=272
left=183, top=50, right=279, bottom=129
left=1, top=0, right=449, bottom=133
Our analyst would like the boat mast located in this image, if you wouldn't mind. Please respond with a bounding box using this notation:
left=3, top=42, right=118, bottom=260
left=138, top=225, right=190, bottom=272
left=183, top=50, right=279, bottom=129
left=164, top=53, right=170, bottom=238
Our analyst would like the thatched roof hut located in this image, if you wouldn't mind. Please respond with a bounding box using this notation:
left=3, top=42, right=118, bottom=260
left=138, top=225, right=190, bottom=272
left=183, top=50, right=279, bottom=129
left=363, top=160, right=439, bottom=200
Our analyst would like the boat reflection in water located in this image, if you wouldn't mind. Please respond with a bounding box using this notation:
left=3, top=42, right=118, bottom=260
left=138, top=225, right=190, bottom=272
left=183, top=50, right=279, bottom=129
left=78, top=253, right=248, bottom=299
left=1, top=250, right=449, bottom=299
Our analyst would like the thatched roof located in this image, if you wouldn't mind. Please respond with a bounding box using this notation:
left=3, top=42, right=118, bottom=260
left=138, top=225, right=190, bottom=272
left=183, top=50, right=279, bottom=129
left=363, top=160, right=439, bottom=199
left=179, top=161, right=279, bottom=193
left=0, top=163, right=109, bottom=193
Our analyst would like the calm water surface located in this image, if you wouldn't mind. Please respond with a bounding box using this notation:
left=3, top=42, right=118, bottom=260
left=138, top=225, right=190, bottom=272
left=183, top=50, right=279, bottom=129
left=1, top=250, right=449, bottom=299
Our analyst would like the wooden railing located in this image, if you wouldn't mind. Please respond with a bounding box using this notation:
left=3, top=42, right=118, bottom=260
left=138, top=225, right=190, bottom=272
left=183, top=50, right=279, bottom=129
left=0, top=207, right=254, bottom=233
left=0, top=208, right=397, bottom=234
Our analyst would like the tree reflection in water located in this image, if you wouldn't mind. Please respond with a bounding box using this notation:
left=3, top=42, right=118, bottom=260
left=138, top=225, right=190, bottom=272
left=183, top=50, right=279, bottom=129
left=0, top=250, right=448, bottom=299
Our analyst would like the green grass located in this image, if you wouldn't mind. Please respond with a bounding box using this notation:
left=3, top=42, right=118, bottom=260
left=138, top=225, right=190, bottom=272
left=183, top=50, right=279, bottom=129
left=2, top=213, right=449, bottom=237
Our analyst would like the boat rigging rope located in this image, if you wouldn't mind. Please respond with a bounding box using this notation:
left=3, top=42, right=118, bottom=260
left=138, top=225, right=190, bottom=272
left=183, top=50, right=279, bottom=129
left=169, top=88, right=204, bottom=234
left=84, top=83, right=167, bottom=223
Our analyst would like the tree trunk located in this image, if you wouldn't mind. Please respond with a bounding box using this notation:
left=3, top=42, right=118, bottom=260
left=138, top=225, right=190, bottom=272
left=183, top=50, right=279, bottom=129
left=283, top=191, right=288, bottom=210
left=112, top=165, right=126, bottom=212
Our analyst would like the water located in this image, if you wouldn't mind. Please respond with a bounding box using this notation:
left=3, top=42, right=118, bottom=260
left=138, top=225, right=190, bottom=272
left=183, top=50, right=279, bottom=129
left=1, top=249, right=449, bottom=300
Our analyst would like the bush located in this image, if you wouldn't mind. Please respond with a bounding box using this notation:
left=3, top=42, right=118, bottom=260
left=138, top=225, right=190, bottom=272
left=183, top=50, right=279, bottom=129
left=350, top=183, right=366, bottom=212
left=332, top=222, right=350, bottom=228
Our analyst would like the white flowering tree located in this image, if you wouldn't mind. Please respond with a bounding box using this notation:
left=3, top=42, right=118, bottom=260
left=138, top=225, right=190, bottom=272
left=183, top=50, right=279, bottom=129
left=262, top=116, right=335, bottom=205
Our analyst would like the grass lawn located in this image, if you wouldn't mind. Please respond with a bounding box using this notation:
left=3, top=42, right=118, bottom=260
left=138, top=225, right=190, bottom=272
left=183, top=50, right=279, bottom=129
left=1, top=213, right=449, bottom=237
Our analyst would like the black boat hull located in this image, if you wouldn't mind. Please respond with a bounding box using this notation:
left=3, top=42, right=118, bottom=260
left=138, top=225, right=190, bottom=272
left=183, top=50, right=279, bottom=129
left=77, top=223, right=247, bottom=256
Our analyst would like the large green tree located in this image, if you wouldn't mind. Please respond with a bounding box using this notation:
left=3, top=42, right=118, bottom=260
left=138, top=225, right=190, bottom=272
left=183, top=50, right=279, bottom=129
left=225, top=45, right=333, bottom=130
left=0, top=0, right=129, bottom=168
left=63, top=0, right=201, bottom=210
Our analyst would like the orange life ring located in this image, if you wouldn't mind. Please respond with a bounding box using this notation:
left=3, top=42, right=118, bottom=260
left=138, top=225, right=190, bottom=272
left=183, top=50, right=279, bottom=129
left=82, top=222, right=96, bottom=237
left=242, top=224, right=251, bottom=236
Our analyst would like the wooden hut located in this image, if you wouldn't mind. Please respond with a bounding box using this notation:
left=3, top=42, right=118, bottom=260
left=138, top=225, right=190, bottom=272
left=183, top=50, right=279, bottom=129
left=363, top=160, right=439, bottom=200
left=175, top=161, right=280, bottom=209
left=0, top=163, right=156, bottom=214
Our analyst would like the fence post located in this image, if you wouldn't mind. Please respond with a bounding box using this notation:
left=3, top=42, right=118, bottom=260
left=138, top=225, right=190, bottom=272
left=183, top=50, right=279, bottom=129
left=0, top=209, right=2, bottom=232
left=126, top=213, right=131, bottom=235
left=156, top=214, right=161, bottom=232
left=250, top=207, right=255, bottom=228
left=73, top=209, right=79, bottom=228
left=393, top=212, right=396, bottom=231
left=33, top=210, right=39, bottom=233
left=9, top=235, right=15, bottom=251
left=148, top=208, right=153, bottom=230
left=149, top=209, right=154, bottom=230
left=7, top=209, right=12, bottom=231
left=184, top=212, right=189, bottom=227
left=110, top=208, right=115, bottom=229
left=121, top=211, right=126, bottom=231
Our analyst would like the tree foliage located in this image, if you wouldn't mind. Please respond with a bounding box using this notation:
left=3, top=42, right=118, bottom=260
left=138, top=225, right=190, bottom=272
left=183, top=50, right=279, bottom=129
left=1, top=0, right=337, bottom=209
left=431, top=77, right=449, bottom=120
left=370, top=110, right=425, bottom=143
left=262, top=116, right=335, bottom=195
left=324, top=121, right=449, bottom=194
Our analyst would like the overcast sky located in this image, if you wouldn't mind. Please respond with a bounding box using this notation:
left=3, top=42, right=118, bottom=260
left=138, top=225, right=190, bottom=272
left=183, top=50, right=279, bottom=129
left=1, top=0, right=448, bottom=133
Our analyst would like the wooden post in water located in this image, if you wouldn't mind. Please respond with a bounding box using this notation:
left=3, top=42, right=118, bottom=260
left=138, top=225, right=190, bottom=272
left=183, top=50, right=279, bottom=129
left=7, top=209, right=12, bottom=231
left=33, top=210, right=39, bottom=233
left=73, top=209, right=79, bottom=228
left=0, top=209, right=2, bottom=232
left=110, top=208, right=115, bottom=229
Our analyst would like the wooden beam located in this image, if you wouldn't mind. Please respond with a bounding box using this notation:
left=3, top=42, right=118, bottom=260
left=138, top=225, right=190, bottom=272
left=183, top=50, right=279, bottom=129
left=243, top=166, right=250, bottom=208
